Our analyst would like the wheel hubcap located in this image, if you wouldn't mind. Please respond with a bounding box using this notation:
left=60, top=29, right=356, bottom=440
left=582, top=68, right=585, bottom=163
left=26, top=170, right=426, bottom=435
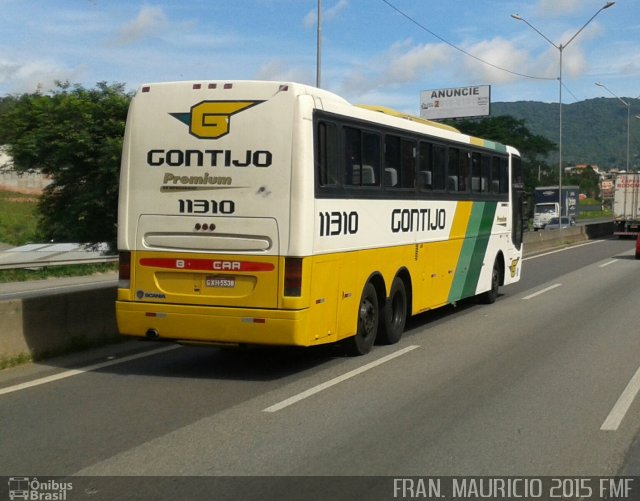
left=360, top=299, right=376, bottom=336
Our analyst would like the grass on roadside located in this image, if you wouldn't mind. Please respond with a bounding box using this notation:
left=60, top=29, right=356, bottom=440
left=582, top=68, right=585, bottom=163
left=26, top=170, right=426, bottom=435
left=0, top=262, right=117, bottom=283
left=0, top=353, right=33, bottom=371
left=0, top=190, right=117, bottom=282
left=578, top=208, right=613, bottom=220
left=0, top=190, right=41, bottom=246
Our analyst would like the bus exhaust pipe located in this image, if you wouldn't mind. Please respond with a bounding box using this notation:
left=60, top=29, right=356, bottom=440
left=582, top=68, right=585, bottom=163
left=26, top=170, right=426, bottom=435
left=146, top=329, right=159, bottom=339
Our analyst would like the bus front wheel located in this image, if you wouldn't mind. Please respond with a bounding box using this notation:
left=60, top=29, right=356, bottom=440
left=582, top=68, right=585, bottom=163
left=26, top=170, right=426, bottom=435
left=479, top=258, right=501, bottom=304
left=343, top=282, right=379, bottom=356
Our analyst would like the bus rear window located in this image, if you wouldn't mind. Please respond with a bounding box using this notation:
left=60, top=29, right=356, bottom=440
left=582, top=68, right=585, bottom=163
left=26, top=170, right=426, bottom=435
left=317, top=121, right=338, bottom=186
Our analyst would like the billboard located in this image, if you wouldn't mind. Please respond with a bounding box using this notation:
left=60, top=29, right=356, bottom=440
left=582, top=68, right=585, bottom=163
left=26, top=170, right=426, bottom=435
left=420, top=85, right=490, bottom=120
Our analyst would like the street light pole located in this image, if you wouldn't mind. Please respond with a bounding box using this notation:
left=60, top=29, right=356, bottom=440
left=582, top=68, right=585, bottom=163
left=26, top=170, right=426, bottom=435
left=595, top=82, right=630, bottom=171
left=316, top=0, right=322, bottom=88
left=511, top=2, right=614, bottom=231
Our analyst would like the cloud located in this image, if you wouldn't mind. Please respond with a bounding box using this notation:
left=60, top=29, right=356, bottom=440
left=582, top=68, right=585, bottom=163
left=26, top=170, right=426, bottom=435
left=535, top=0, right=585, bottom=17
left=385, top=41, right=452, bottom=84
left=0, top=58, right=79, bottom=94
left=511, top=23, right=601, bottom=82
left=338, top=39, right=450, bottom=97
left=254, top=59, right=314, bottom=85
left=304, top=0, right=348, bottom=29
left=338, top=36, right=537, bottom=101
left=459, top=37, right=536, bottom=83
left=113, top=6, right=168, bottom=46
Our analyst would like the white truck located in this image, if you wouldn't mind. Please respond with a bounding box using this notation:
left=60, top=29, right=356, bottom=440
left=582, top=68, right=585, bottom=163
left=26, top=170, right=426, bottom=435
left=532, top=185, right=579, bottom=230
left=613, top=173, right=640, bottom=236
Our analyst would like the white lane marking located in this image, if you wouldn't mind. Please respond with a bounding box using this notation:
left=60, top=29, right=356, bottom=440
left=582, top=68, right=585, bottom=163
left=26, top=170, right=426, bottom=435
left=0, top=345, right=180, bottom=396
left=522, top=283, right=562, bottom=300
left=263, top=345, right=420, bottom=413
left=601, top=366, right=640, bottom=431
left=598, top=259, right=618, bottom=268
left=523, top=239, right=604, bottom=261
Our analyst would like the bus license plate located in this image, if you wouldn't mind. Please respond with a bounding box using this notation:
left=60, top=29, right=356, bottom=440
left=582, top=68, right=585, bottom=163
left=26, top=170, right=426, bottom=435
left=205, top=277, right=235, bottom=288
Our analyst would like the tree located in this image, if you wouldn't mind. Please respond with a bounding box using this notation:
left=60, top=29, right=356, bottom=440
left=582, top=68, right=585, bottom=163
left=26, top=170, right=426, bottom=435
left=0, top=82, right=131, bottom=248
left=0, top=96, right=18, bottom=145
left=446, top=115, right=557, bottom=195
left=564, top=165, right=601, bottom=199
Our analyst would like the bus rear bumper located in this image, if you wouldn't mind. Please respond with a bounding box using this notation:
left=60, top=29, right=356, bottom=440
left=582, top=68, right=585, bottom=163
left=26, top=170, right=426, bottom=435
left=115, top=301, right=315, bottom=347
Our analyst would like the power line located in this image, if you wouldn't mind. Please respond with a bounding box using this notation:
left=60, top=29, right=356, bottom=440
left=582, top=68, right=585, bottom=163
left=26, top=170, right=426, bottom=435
left=561, top=81, right=581, bottom=103
left=380, top=0, right=556, bottom=81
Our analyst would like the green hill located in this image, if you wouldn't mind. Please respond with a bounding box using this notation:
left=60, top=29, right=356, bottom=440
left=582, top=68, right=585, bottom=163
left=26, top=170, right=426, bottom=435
left=491, top=98, right=640, bottom=170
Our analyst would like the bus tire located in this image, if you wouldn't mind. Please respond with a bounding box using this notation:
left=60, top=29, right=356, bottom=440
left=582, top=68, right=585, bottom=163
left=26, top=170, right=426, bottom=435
left=479, top=258, right=500, bottom=304
left=343, top=282, right=379, bottom=356
left=378, top=277, right=407, bottom=345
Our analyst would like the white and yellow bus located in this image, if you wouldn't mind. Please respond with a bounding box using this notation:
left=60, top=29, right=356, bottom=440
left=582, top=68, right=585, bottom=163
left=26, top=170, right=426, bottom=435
left=116, top=80, right=524, bottom=355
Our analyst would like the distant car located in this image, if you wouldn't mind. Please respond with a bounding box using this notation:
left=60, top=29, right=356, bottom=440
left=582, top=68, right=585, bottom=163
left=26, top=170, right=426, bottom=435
left=635, top=234, right=640, bottom=260
left=545, top=216, right=575, bottom=230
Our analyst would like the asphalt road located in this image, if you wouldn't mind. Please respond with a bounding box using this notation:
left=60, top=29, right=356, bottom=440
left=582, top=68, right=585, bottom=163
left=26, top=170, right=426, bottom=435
left=1, top=237, right=639, bottom=500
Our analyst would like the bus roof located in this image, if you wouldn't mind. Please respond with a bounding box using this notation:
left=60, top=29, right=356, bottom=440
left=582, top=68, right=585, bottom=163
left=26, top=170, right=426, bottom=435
left=355, top=105, right=461, bottom=133
left=133, top=80, right=516, bottom=156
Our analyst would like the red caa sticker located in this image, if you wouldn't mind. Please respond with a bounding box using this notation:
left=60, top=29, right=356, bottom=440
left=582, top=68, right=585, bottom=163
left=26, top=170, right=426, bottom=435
left=140, top=258, right=274, bottom=272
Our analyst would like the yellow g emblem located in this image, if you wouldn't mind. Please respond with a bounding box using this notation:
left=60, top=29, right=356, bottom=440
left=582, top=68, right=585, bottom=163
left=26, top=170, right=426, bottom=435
left=171, top=100, right=263, bottom=139
left=509, top=258, right=520, bottom=278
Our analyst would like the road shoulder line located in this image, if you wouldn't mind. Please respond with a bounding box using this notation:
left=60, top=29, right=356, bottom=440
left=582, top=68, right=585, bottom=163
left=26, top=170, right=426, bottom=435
left=263, top=345, right=420, bottom=413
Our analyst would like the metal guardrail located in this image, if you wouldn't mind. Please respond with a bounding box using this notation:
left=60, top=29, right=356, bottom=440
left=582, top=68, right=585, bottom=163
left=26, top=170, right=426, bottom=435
left=0, top=255, right=117, bottom=270
left=0, top=243, right=117, bottom=270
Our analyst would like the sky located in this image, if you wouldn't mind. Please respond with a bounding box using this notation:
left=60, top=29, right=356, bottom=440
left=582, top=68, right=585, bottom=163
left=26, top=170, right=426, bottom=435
left=0, top=0, right=638, bottom=114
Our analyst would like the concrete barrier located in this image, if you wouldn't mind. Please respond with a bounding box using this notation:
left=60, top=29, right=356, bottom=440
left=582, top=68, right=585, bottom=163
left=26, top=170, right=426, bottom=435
left=0, top=285, right=119, bottom=364
left=0, top=221, right=616, bottom=364
left=522, top=226, right=586, bottom=254
left=522, top=221, right=615, bottom=255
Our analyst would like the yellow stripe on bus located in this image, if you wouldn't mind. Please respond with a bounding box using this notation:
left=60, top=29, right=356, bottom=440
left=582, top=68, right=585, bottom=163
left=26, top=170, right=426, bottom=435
left=416, top=202, right=472, bottom=308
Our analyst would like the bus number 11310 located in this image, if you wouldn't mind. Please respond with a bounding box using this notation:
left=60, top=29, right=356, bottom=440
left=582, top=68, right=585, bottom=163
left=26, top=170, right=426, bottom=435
left=319, top=211, right=359, bottom=237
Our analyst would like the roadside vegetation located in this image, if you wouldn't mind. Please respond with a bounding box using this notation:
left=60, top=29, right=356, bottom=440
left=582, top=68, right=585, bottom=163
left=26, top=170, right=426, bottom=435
left=0, top=190, right=40, bottom=246
left=0, top=262, right=116, bottom=283
left=0, top=189, right=116, bottom=282
left=579, top=198, right=613, bottom=220
left=0, top=82, right=131, bottom=248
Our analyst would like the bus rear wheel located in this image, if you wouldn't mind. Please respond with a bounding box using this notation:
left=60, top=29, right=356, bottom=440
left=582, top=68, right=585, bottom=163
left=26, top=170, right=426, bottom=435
left=343, top=282, right=379, bottom=356
left=378, top=277, right=407, bottom=345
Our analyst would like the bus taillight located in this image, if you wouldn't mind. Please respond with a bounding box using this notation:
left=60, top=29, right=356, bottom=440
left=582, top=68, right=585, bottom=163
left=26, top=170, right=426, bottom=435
left=119, top=251, right=131, bottom=289
left=284, top=257, right=303, bottom=297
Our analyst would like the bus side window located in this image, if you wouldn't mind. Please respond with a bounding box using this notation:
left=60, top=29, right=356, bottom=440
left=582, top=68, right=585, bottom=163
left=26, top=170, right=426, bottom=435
left=384, top=135, right=400, bottom=187
left=317, top=121, right=338, bottom=186
left=491, top=155, right=509, bottom=194
left=500, top=157, right=509, bottom=194
left=491, top=155, right=501, bottom=194
left=432, top=144, right=446, bottom=191
left=344, top=126, right=361, bottom=186
left=459, top=150, right=470, bottom=192
left=419, top=141, right=433, bottom=191
left=385, top=135, right=416, bottom=189
left=362, top=132, right=381, bottom=186
left=448, top=147, right=469, bottom=192
left=481, top=154, right=491, bottom=193
left=471, top=152, right=482, bottom=193
left=400, top=139, right=417, bottom=189
left=344, top=127, right=381, bottom=187
left=447, top=148, right=456, bottom=192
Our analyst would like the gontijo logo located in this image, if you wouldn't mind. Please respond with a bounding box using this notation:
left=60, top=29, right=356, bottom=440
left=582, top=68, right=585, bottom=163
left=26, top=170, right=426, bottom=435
left=170, top=100, right=264, bottom=139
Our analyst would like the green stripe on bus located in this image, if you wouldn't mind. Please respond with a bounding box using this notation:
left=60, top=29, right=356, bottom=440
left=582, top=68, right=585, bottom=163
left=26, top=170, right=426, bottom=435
left=448, top=202, right=497, bottom=302
left=448, top=202, right=484, bottom=302
left=461, top=202, right=497, bottom=298
left=483, top=140, right=508, bottom=153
